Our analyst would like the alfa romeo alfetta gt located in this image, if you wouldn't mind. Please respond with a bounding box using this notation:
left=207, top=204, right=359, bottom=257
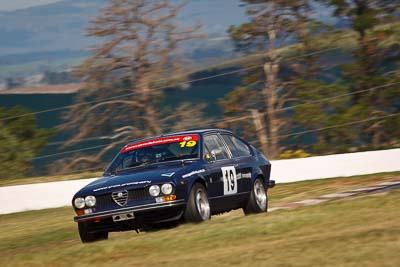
left=72, top=129, right=274, bottom=242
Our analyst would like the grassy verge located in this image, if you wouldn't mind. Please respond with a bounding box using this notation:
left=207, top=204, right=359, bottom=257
left=0, top=187, right=398, bottom=266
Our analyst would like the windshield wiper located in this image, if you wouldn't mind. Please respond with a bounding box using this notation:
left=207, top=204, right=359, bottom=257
left=137, top=160, right=159, bottom=167
left=110, top=156, right=196, bottom=174
left=157, top=155, right=197, bottom=165
left=160, top=154, right=196, bottom=162
left=115, top=160, right=158, bottom=173
left=159, top=156, right=180, bottom=162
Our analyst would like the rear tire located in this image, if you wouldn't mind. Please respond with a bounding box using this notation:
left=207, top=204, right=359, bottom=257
left=184, top=183, right=211, bottom=223
left=243, top=178, right=268, bottom=215
left=78, top=222, right=108, bottom=243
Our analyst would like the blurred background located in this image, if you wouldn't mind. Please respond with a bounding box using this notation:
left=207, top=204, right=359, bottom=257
left=0, top=0, right=399, bottom=179
left=1, top=2, right=400, bottom=267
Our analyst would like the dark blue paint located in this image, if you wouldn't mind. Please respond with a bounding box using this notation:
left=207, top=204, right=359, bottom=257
left=72, top=129, right=271, bottom=232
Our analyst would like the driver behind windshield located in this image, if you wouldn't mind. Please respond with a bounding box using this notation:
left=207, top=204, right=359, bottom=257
left=106, top=137, right=199, bottom=174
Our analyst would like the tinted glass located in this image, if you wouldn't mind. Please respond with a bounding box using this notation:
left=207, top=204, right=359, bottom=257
left=231, top=136, right=252, bottom=157
left=203, top=134, right=229, bottom=160
left=107, top=135, right=199, bottom=173
left=222, top=135, right=252, bottom=157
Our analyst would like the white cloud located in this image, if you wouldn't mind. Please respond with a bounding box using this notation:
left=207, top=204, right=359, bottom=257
left=0, top=0, right=61, bottom=11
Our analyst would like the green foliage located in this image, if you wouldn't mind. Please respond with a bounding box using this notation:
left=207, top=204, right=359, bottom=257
left=224, top=0, right=400, bottom=156
left=291, top=79, right=359, bottom=153
left=287, top=1, right=400, bottom=153
left=0, top=106, right=54, bottom=178
left=279, top=149, right=311, bottom=159
left=324, top=1, right=398, bottom=36
left=325, top=1, right=400, bottom=148
left=0, top=128, right=33, bottom=178
left=219, top=86, right=258, bottom=115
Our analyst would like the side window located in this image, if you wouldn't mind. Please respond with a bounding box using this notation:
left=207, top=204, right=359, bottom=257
left=120, top=151, right=137, bottom=169
left=221, top=134, right=240, bottom=158
left=224, top=135, right=252, bottom=157
left=231, top=136, right=252, bottom=157
left=203, top=134, right=229, bottom=160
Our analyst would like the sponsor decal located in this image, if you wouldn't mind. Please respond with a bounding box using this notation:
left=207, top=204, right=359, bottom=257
left=161, top=172, right=175, bottom=177
left=237, top=172, right=252, bottom=179
left=93, top=180, right=152, bottom=192
left=121, top=135, right=199, bottom=153
left=241, top=172, right=252, bottom=179
left=182, top=169, right=205, bottom=178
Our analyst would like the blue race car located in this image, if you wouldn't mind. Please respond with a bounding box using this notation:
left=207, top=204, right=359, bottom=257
left=72, top=129, right=274, bottom=242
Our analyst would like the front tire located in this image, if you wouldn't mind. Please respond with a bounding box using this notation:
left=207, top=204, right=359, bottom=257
left=78, top=222, right=108, bottom=243
left=184, top=183, right=211, bottom=223
left=243, top=178, right=268, bottom=215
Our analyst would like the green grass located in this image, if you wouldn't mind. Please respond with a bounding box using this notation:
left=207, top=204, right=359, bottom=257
left=0, top=173, right=399, bottom=267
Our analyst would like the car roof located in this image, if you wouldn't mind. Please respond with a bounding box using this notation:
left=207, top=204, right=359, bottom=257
left=166, top=128, right=232, bottom=135
left=124, top=128, right=233, bottom=147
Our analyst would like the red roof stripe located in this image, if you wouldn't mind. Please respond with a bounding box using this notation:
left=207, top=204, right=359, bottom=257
left=121, top=134, right=199, bottom=153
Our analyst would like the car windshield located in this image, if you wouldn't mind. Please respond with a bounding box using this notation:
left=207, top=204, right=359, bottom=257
left=106, top=134, right=199, bottom=173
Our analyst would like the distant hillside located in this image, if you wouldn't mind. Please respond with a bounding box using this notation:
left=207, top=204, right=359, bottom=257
left=0, top=0, right=247, bottom=81
left=0, top=0, right=341, bottom=82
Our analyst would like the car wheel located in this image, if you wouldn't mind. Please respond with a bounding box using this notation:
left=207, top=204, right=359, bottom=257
left=243, top=177, right=268, bottom=215
left=184, top=183, right=211, bottom=222
left=78, top=222, right=108, bottom=243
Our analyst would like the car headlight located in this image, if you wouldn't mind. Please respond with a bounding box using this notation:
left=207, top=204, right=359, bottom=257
left=74, top=197, right=85, bottom=209
left=85, top=196, right=96, bottom=207
left=161, top=183, right=173, bottom=195
left=149, top=185, right=160, bottom=197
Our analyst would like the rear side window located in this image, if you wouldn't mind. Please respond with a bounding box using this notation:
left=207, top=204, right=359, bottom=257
left=221, top=134, right=240, bottom=158
left=221, top=134, right=252, bottom=157
left=203, top=134, right=229, bottom=160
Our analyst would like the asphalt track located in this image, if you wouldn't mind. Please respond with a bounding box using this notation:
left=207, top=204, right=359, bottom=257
left=0, top=148, right=399, bottom=214
left=269, top=180, right=400, bottom=212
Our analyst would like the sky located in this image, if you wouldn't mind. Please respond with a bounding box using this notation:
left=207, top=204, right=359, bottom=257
left=0, top=0, right=60, bottom=11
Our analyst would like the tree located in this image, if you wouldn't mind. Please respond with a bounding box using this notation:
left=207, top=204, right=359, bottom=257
left=319, top=0, right=400, bottom=148
left=224, top=0, right=399, bottom=156
left=59, top=0, right=204, bottom=172
left=225, top=0, right=315, bottom=158
left=0, top=107, right=53, bottom=178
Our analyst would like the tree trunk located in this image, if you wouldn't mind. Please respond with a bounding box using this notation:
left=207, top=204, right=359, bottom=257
left=250, top=109, right=269, bottom=156
left=140, top=80, right=162, bottom=136
left=263, top=61, right=280, bottom=158
left=262, top=25, right=280, bottom=159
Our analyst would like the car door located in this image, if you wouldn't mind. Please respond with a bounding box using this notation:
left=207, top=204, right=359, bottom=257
left=220, top=134, right=254, bottom=194
left=202, top=134, right=240, bottom=213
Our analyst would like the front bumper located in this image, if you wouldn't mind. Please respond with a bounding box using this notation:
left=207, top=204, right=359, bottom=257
left=74, top=200, right=185, bottom=225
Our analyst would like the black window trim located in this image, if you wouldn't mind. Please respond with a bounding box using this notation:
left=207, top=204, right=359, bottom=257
left=202, top=133, right=233, bottom=162
left=219, top=133, right=254, bottom=159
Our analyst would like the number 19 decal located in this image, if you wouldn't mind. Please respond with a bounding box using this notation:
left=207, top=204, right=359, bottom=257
left=221, top=166, right=237, bottom=195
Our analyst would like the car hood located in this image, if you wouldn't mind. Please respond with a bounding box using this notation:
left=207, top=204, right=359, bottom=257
left=76, top=161, right=198, bottom=196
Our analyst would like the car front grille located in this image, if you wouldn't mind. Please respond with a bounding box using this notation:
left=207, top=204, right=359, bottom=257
left=96, top=188, right=150, bottom=208
left=112, top=190, right=128, bottom=206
